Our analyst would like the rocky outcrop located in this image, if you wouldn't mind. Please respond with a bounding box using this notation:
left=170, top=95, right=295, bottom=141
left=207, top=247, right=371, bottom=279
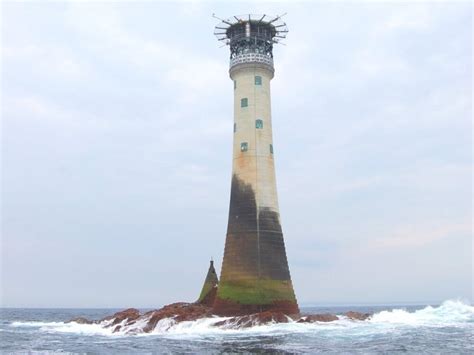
left=345, top=311, right=371, bottom=321
left=98, top=308, right=141, bottom=333
left=67, top=304, right=372, bottom=333
left=214, top=311, right=291, bottom=329
left=142, top=302, right=213, bottom=333
left=101, top=308, right=140, bottom=325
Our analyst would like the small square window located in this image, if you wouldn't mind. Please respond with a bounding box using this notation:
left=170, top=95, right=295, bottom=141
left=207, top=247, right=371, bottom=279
left=233, top=123, right=236, bottom=133
left=241, top=98, right=248, bottom=107
left=255, top=76, right=262, bottom=85
left=241, top=142, right=248, bottom=152
left=270, top=144, right=274, bottom=154
left=234, top=80, right=237, bottom=90
left=255, top=119, right=263, bottom=129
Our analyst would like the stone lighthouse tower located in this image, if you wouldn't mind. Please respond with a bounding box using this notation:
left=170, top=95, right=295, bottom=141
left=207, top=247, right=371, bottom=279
left=212, top=14, right=299, bottom=316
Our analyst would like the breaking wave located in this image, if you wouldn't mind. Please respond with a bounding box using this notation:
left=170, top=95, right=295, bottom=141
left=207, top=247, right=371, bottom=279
left=9, top=299, right=473, bottom=337
left=369, top=299, right=473, bottom=326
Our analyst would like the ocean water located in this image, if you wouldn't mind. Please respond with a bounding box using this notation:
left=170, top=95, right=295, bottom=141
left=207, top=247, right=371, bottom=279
left=1, top=300, right=472, bottom=354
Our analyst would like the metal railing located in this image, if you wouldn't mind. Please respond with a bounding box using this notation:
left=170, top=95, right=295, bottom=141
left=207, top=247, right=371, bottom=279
left=230, top=53, right=274, bottom=68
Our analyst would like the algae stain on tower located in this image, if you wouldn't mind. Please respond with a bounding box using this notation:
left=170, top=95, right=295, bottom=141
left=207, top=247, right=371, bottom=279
left=212, top=14, right=299, bottom=316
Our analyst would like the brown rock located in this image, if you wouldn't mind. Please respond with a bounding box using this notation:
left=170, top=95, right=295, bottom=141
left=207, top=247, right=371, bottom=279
left=67, top=303, right=214, bottom=334
left=297, top=314, right=339, bottom=323
left=345, top=311, right=370, bottom=321
left=214, top=311, right=290, bottom=329
left=67, top=317, right=92, bottom=324
left=71, top=300, right=364, bottom=334
left=101, top=308, right=141, bottom=327
left=142, top=302, right=213, bottom=333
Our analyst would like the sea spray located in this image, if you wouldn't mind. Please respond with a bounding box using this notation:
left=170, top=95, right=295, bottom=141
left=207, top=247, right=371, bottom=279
left=369, top=299, right=473, bottom=326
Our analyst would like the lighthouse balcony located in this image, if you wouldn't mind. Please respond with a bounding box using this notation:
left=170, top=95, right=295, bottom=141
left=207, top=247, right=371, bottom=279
left=230, top=53, right=274, bottom=69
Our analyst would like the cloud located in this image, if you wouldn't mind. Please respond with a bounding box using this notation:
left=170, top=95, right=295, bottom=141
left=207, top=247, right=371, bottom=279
left=371, top=222, right=471, bottom=249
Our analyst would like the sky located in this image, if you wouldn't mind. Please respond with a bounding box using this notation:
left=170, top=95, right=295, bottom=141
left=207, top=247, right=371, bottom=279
left=1, top=1, right=472, bottom=308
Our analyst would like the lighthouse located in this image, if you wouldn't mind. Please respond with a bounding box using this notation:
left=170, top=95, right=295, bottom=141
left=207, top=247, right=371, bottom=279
left=212, top=14, right=299, bottom=316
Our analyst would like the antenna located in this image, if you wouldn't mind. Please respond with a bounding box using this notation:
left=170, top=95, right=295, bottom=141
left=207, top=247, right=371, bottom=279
left=213, top=13, right=289, bottom=67
left=212, top=13, right=233, bottom=26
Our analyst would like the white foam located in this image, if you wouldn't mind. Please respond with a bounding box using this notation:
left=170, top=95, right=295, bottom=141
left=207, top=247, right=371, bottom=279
left=369, top=299, right=474, bottom=326
left=9, top=299, right=473, bottom=337
left=40, top=321, right=117, bottom=336
left=122, top=314, right=152, bottom=334
left=151, top=317, right=178, bottom=333
left=11, top=321, right=67, bottom=328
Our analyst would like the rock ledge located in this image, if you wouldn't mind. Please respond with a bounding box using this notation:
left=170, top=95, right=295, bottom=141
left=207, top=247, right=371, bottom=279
left=68, top=303, right=371, bottom=333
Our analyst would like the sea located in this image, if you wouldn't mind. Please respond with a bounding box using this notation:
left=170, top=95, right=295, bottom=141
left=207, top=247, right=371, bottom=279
left=1, top=299, right=472, bottom=354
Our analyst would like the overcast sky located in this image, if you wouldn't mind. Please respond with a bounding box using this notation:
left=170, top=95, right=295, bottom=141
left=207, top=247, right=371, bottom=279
left=1, top=1, right=472, bottom=308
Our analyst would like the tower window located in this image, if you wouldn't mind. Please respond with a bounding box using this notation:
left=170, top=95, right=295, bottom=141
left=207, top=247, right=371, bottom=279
left=241, top=98, right=248, bottom=107
left=241, top=142, right=248, bottom=152
left=233, top=123, right=236, bottom=133
left=255, top=119, right=263, bottom=129
left=234, top=80, right=237, bottom=90
left=255, top=76, right=262, bottom=85
left=270, top=144, right=274, bottom=154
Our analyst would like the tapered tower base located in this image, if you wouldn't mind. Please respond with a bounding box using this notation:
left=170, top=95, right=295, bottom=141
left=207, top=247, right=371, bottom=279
left=212, top=175, right=299, bottom=316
